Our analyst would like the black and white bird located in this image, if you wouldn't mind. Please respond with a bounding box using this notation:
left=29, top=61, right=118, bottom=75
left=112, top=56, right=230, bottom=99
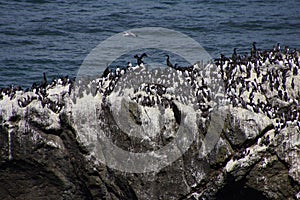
left=102, top=66, right=110, bottom=78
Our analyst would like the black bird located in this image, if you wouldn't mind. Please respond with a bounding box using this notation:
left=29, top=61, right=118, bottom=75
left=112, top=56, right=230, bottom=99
left=134, top=53, right=148, bottom=66
left=31, top=82, right=38, bottom=90
left=166, top=55, right=173, bottom=68
left=101, top=66, right=110, bottom=78
left=293, top=67, right=298, bottom=76
left=174, top=63, right=179, bottom=69
left=251, top=42, right=257, bottom=58
left=284, top=91, right=288, bottom=102
left=232, top=48, right=238, bottom=63
left=41, top=72, right=47, bottom=88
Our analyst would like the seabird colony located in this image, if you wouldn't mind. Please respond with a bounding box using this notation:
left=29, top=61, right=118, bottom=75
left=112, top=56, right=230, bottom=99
left=0, top=44, right=299, bottom=133
left=215, top=43, right=300, bottom=133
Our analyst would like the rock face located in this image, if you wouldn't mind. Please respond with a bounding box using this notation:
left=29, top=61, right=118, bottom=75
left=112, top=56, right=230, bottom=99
left=0, top=48, right=300, bottom=199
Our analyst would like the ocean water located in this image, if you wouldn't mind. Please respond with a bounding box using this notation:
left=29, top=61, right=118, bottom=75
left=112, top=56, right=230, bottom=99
left=0, top=0, right=300, bottom=88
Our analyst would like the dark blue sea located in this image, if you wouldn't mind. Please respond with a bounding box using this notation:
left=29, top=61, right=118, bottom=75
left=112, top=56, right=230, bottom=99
left=1, top=0, right=300, bottom=88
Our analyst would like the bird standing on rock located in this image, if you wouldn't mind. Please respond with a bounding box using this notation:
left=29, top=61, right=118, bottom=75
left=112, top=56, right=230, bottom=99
left=101, top=66, right=110, bottom=78
left=232, top=48, right=239, bottom=64
left=166, top=55, right=173, bottom=68
left=41, top=72, right=47, bottom=88
left=251, top=42, right=257, bottom=58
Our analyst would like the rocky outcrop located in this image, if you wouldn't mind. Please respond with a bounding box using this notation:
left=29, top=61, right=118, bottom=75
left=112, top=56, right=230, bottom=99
left=0, top=48, right=300, bottom=199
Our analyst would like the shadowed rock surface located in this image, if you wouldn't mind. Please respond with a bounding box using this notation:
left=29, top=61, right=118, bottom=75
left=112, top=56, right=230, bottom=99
left=0, top=47, right=300, bottom=199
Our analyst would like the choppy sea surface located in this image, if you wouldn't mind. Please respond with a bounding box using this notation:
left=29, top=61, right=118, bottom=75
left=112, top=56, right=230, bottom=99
left=0, top=0, right=300, bottom=88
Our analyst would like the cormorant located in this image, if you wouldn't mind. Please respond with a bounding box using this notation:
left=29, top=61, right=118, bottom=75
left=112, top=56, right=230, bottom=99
left=134, top=53, right=148, bottom=66
left=41, top=72, right=47, bottom=88
left=166, top=55, right=173, bottom=68
left=251, top=42, right=257, bottom=58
